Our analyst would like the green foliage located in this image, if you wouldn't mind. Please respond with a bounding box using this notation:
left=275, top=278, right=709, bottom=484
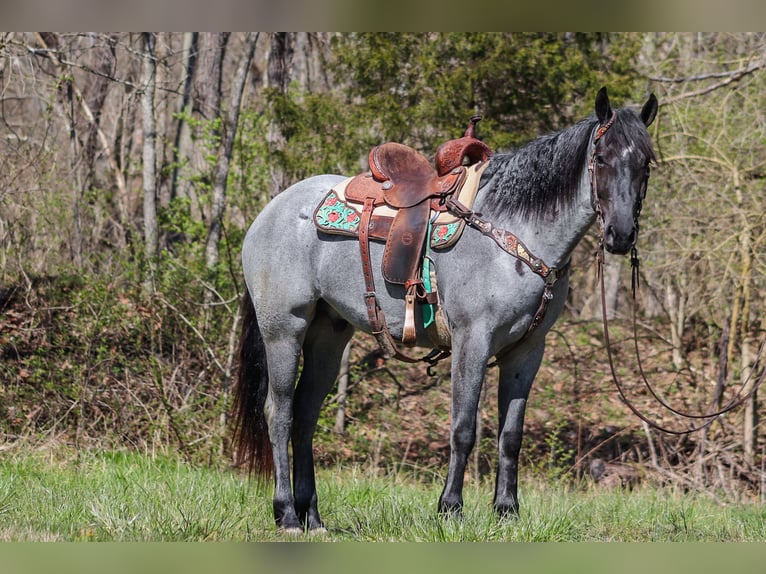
left=0, top=264, right=233, bottom=460
left=265, top=87, right=366, bottom=181
left=330, top=33, right=645, bottom=152
left=534, top=417, right=577, bottom=482
left=229, top=108, right=272, bottom=223
left=158, top=197, right=207, bottom=245
left=256, top=33, right=646, bottom=193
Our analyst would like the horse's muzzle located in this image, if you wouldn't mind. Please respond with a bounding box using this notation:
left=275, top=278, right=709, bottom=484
left=604, top=223, right=637, bottom=255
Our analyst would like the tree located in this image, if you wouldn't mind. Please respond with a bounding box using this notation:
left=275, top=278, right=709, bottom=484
left=204, top=32, right=259, bottom=274
left=331, top=33, right=644, bottom=152
left=266, top=33, right=295, bottom=198
left=639, top=32, right=766, bottom=469
left=141, top=32, right=158, bottom=291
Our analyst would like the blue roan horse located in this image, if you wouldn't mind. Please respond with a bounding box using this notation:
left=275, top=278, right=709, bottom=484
left=233, top=87, right=658, bottom=532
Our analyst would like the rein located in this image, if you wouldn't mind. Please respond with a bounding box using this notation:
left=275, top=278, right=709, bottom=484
left=596, top=247, right=766, bottom=435
left=591, top=114, right=766, bottom=435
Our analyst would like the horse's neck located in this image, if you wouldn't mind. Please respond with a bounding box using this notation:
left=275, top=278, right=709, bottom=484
left=528, top=165, right=595, bottom=269
left=475, top=155, right=595, bottom=271
left=475, top=120, right=595, bottom=267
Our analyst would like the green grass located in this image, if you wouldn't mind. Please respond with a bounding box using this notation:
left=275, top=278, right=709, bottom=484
left=0, top=448, right=765, bottom=541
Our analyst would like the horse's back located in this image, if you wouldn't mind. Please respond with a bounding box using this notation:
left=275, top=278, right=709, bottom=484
left=244, top=174, right=344, bottom=252
left=248, top=175, right=345, bottom=230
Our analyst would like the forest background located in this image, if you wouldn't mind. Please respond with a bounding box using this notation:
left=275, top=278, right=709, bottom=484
left=0, top=32, right=765, bottom=502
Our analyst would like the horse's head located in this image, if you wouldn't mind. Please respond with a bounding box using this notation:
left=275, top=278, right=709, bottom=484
left=590, top=87, right=658, bottom=255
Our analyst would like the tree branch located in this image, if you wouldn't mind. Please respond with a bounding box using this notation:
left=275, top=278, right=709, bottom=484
left=32, top=33, right=129, bottom=218
left=658, top=60, right=764, bottom=106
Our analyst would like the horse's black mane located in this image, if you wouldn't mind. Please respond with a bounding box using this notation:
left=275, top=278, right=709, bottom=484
left=479, top=107, right=655, bottom=222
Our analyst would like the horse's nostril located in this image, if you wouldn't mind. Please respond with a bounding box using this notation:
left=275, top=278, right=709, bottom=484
left=606, top=224, right=616, bottom=239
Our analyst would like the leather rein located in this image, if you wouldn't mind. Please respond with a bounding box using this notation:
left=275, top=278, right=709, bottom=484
left=591, top=112, right=766, bottom=435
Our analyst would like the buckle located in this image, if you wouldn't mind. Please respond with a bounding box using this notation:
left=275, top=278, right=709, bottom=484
left=544, top=268, right=558, bottom=286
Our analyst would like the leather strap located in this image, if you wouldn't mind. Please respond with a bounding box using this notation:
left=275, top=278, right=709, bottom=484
left=525, top=261, right=571, bottom=335
left=445, top=196, right=561, bottom=285
left=359, top=198, right=382, bottom=333
left=358, top=197, right=425, bottom=363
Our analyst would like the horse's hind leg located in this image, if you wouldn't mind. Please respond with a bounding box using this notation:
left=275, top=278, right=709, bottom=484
left=263, top=319, right=307, bottom=532
left=292, top=303, right=354, bottom=531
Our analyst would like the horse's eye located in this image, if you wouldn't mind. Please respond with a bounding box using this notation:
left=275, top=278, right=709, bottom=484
left=595, top=154, right=606, bottom=167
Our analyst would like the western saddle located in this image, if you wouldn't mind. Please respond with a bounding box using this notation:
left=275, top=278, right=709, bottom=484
left=313, top=116, right=493, bottom=362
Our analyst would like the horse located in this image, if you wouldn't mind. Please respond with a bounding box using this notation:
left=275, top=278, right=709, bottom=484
left=232, top=87, right=658, bottom=532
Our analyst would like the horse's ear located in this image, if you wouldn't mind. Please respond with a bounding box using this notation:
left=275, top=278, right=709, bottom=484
left=640, top=93, right=658, bottom=127
left=595, top=86, right=612, bottom=125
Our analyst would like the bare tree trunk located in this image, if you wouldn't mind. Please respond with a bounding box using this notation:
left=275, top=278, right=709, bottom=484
left=742, top=336, right=757, bottom=466
left=738, top=223, right=755, bottom=466
left=730, top=172, right=757, bottom=465
left=577, top=256, right=621, bottom=320
left=184, top=33, right=229, bottom=227
left=292, top=33, right=311, bottom=93
left=65, top=67, right=84, bottom=268
left=665, top=277, right=688, bottom=371
left=82, top=35, right=116, bottom=191
left=267, top=32, right=294, bottom=198
left=602, top=257, right=622, bottom=320
left=141, top=32, right=158, bottom=292
left=169, top=32, right=198, bottom=204
left=205, top=32, right=259, bottom=275
left=334, top=340, right=352, bottom=434
left=195, top=33, right=229, bottom=120
left=713, top=315, right=730, bottom=410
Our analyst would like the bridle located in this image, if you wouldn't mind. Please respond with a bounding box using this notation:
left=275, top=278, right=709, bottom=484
left=591, top=113, right=766, bottom=435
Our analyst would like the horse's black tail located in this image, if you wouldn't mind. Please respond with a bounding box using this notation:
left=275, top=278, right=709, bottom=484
left=232, top=288, right=274, bottom=476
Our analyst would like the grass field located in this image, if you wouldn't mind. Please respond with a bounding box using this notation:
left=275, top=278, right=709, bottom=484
left=1, top=448, right=765, bottom=542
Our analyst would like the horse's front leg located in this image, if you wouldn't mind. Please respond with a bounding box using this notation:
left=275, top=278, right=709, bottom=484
left=438, top=334, right=491, bottom=516
left=494, top=342, right=545, bottom=517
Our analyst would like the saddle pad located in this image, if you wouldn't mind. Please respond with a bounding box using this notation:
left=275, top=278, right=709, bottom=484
left=313, top=160, right=490, bottom=249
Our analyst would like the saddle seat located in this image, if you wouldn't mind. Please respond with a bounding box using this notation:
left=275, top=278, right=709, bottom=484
left=345, top=146, right=464, bottom=286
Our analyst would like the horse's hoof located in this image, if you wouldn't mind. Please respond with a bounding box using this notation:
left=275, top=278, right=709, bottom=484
left=494, top=503, right=519, bottom=520
left=438, top=496, right=464, bottom=518
left=307, top=527, right=328, bottom=536
left=279, top=527, right=304, bottom=536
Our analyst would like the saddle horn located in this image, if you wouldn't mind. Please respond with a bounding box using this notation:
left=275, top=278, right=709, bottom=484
left=434, top=115, right=493, bottom=177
